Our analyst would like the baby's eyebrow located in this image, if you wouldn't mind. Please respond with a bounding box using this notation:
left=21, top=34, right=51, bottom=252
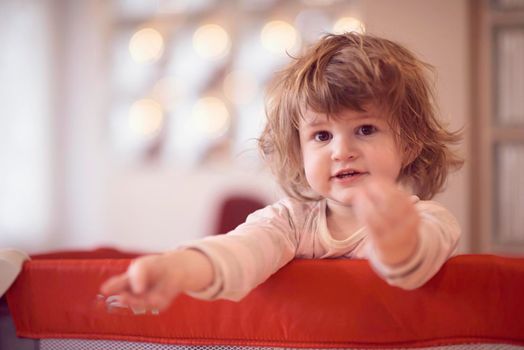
left=301, top=112, right=381, bottom=128
left=356, top=116, right=381, bottom=123
left=350, top=112, right=379, bottom=120
left=303, top=119, right=326, bottom=127
left=300, top=114, right=328, bottom=128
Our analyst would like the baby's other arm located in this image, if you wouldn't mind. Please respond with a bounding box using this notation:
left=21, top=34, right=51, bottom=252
left=353, top=178, right=420, bottom=266
left=354, top=178, right=460, bottom=289
left=100, top=248, right=214, bottom=311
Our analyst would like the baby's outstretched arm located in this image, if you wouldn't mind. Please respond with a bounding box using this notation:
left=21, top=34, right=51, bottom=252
left=100, top=249, right=214, bottom=311
left=353, top=178, right=420, bottom=266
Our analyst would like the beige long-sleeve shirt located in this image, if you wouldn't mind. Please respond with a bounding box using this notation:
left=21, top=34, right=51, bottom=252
left=184, top=196, right=460, bottom=301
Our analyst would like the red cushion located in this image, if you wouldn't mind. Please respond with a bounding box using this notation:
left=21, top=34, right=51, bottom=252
left=6, top=253, right=524, bottom=348
left=30, top=247, right=141, bottom=260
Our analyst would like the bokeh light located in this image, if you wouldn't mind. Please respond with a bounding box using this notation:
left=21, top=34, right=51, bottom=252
left=333, top=17, right=365, bottom=34
left=260, top=20, right=298, bottom=55
left=193, top=24, right=231, bottom=59
left=223, top=70, right=259, bottom=105
left=300, top=0, right=338, bottom=5
left=129, top=28, right=165, bottom=63
left=191, top=97, right=230, bottom=136
left=128, top=99, right=164, bottom=136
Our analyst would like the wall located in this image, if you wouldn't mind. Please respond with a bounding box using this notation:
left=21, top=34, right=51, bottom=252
left=0, top=0, right=54, bottom=252
left=4, top=0, right=471, bottom=254
left=48, top=1, right=283, bottom=253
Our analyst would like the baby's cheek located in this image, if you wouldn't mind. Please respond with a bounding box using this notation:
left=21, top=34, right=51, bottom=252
left=303, top=161, right=323, bottom=191
left=377, top=154, right=403, bottom=180
left=303, top=166, right=316, bottom=188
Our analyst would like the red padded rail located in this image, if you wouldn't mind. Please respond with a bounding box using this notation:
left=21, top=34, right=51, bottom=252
left=6, top=253, right=524, bottom=348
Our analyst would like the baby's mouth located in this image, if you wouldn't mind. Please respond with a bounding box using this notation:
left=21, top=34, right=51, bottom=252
left=332, top=170, right=369, bottom=179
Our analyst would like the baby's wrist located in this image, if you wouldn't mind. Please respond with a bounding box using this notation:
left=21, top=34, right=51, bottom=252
left=174, top=249, right=215, bottom=293
left=374, top=230, right=419, bottom=267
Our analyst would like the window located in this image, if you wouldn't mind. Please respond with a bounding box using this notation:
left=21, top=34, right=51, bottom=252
left=473, top=0, right=524, bottom=253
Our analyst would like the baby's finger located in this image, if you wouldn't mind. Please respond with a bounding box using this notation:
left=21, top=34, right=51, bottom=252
left=144, top=290, right=173, bottom=311
left=353, top=189, right=376, bottom=225
left=100, top=273, right=130, bottom=296
left=117, top=291, right=151, bottom=313
left=363, top=178, right=396, bottom=205
left=128, top=259, right=154, bottom=295
left=145, top=276, right=183, bottom=311
left=354, top=189, right=393, bottom=238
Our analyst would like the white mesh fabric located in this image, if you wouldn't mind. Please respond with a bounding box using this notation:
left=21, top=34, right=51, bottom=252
left=40, top=339, right=524, bottom=350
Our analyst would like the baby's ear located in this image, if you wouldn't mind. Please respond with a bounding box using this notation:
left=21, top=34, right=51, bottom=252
left=402, top=144, right=422, bottom=167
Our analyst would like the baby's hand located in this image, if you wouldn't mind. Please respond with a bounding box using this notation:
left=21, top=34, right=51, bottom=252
left=353, top=178, right=420, bottom=266
left=100, top=253, right=185, bottom=312
left=100, top=249, right=214, bottom=312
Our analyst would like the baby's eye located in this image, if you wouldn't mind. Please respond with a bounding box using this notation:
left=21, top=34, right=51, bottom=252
left=313, top=131, right=332, bottom=142
left=357, top=125, right=377, bottom=136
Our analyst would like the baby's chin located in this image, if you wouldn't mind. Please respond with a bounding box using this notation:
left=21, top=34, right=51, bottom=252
left=326, top=193, right=357, bottom=207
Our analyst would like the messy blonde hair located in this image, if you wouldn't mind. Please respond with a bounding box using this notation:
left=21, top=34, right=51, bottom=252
left=258, top=32, right=463, bottom=201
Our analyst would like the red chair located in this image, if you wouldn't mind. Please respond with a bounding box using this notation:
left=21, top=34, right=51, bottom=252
left=213, top=195, right=266, bottom=234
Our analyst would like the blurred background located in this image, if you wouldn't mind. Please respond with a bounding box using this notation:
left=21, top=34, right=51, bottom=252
left=0, top=0, right=523, bottom=255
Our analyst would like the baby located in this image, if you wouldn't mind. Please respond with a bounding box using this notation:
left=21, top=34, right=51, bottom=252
left=101, top=32, right=463, bottom=311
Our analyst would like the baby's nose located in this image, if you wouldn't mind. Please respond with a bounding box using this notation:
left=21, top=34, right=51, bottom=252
left=331, top=138, right=357, bottom=160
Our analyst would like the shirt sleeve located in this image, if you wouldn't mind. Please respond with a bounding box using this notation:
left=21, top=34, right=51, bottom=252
left=181, top=199, right=299, bottom=301
left=366, top=200, right=461, bottom=290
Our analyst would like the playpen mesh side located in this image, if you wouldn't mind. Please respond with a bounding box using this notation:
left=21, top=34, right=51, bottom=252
left=39, top=339, right=524, bottom=350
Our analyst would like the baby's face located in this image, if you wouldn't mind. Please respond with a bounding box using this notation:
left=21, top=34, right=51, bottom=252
left=298, top=105, right=403, bottom=206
